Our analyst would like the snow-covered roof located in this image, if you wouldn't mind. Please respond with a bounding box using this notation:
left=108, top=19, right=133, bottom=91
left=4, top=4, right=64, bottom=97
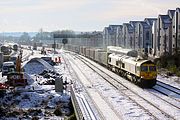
left=107, top=46, right=138, bottom=57
left=109, top=53, right=123, bottom=60
left=23, top=58, right=54, bottom=74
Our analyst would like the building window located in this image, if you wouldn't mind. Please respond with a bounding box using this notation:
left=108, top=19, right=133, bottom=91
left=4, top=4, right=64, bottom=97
left=122, top=63, right=125, bottom=68
left=109, top=58, right=111, bottom=62
left=136, top=66, right=140, bottom=72
left=141, top=66, right=148, bottom=72
left=116, top=61, right=118, bottom=66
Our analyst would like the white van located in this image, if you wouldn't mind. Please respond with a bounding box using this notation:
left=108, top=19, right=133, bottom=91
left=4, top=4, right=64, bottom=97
left=2, top=61, right=15, bottom=77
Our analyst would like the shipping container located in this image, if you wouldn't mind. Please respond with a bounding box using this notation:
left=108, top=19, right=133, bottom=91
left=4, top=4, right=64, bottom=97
left=95, top=49, right=107, bottom=66
left=89, top=48, right=95, bottom=60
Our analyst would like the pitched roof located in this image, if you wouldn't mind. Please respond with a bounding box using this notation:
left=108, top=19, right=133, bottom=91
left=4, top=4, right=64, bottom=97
left=168, top=10, right=175, bottom=19
left=159, top=15, right=172, bottom=29
left=144, top=18, right=157, bottom=26
left=129, top=21, right=142, bottom=27
left=109, top=25, right=122, bottom=28
left=126, top=24, right=134, bottom=33
left=140, top=21, right=150, bottom=29
left=176, top=8, right=180, bottom=12
left=106, top=25, right=119, bottom=35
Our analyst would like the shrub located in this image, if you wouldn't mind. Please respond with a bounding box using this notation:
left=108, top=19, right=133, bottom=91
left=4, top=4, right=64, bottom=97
left=168, top=65, right=177, bottom=74
left=54, top=107, right=62, bottom=116
left=175, top=70, right=180, bottom=77
left=156, top=53, right=180, bottom=76
left=156, top=61, right=161, bottom=71
left=32, top=116, right=39, bottom=120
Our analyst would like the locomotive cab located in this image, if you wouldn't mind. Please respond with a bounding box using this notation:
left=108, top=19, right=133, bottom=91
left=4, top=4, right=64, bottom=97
left=138, top=61, right=157, bottom=87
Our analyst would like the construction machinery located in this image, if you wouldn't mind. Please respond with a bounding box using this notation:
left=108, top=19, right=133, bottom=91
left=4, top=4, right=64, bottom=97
left=7, top=51, right=27, bottom=87
left=41, top=46, right=46, bottom=54
left=0, top=83, right=9, bottom=96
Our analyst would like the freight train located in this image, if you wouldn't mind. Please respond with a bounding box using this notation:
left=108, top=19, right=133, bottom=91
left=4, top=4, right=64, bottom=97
left=63, top=44, right=157, bottom=88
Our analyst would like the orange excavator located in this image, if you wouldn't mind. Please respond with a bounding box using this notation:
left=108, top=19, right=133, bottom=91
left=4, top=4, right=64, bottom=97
left=7, top=52, right=27, bottom=87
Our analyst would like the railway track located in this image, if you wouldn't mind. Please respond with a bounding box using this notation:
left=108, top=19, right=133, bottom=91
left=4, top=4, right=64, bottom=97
left=155, top=81, right=180, bottom=97
left=61, top=53, right=101, bottom=120
left=70, top=53, right=180, bottom=120
left=151, top=81, right=180, bottom=103
left=144, top=80, right=180, bottom=113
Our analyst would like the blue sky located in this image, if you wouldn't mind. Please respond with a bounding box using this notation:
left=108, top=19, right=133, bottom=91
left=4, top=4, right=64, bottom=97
left=0, top=0, right=179, bottom=32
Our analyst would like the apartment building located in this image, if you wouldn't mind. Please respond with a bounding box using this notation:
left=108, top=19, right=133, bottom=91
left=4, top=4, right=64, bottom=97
left=102, top=7, right=179, bottom=58
left=116, top=25, right=123, bottom=47
left=103, top=27, right=109, bottom=49
left=151, top=19, right=158, bottom=56
left=144, top=18, right=157, bottom=55
left=153, top=9, right=176, bottom=57
left=134, top=21, right=152, bottom=54
left=156, top=14, right=173, bottom=56
left=122, top=23, right=134, bottom=48
left=103, top=25, right=121, bottom=49
left=172, top=8, right=180, bottom=54
left=90, top=31, right=103, bottom=47
left=144, top=18, right=157, bottom=48
left=129, top=21, right=142, bottom=49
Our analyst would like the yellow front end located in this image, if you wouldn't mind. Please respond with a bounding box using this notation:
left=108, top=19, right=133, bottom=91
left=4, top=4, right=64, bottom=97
left=140, top=64, right=157, bottom=80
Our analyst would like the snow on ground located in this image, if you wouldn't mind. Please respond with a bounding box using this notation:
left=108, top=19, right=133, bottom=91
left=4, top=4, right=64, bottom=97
left=66, top=53, right=154, bottom=120
left=24, top=61, right=47, bottom=75
left=157, top=75, right=180, bottom=88
left=0, top=51, right=73, bottom=120
left=64, top=51, right=180, bottom=120
left=0, top=48, right=179, bottom=120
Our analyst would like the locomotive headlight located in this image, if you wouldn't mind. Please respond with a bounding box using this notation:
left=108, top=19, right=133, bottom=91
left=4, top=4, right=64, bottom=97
left=152, top=75, right=157, bottom=79
left=141, top=76, right=144, bottom=78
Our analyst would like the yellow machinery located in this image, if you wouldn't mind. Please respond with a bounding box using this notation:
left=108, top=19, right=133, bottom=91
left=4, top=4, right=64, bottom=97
left=7, top=51, right=27, bottom=87
left=16, top=55, right=21, bottom=73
